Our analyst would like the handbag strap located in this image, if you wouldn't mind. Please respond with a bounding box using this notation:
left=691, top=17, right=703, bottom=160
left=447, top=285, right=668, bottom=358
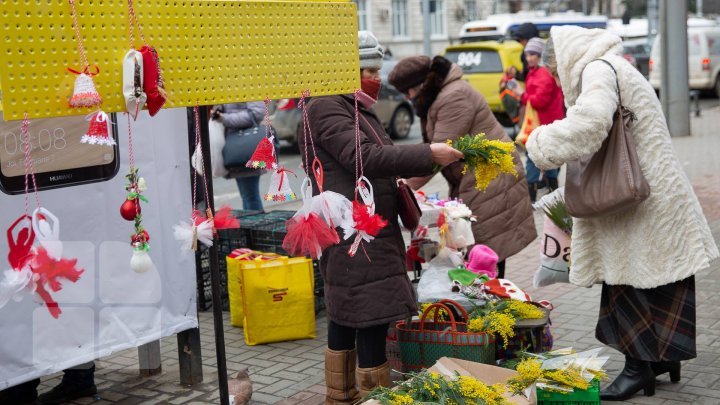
left=418, top=302, right=459, bottom=333
left=583, top=58, right=622, bottom=107
left=358, top=113, right=387, bottom=146
left=359, top=113, right=403, bottom=185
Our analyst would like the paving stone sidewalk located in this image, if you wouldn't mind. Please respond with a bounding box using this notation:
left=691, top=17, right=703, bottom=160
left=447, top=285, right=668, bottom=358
left=39, top=108, right=720, bottom=404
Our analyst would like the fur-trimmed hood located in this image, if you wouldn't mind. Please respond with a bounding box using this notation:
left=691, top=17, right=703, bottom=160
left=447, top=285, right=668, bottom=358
left=414, top=56, right=463, bottom=118
left=550, top=26, right=623, bottom=106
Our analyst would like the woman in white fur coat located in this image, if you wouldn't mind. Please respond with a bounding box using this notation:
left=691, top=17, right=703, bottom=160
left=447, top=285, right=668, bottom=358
left=527, top=26, right=719, bottom=401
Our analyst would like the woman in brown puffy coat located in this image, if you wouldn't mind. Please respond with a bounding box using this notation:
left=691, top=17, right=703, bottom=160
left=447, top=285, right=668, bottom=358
left=389, top=55, right=536, bottom=277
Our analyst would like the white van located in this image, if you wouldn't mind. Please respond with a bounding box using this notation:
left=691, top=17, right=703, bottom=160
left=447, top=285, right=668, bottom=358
left=649, top=24, right=720, bottom=96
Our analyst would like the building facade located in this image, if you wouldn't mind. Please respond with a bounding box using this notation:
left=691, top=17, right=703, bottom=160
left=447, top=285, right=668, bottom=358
left=353, top=0, right=626, bottom=58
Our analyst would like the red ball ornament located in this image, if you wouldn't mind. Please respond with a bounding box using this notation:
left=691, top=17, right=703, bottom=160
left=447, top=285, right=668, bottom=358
left=131, top=230, right=150, bottom=244
left=120, top=198, right=141, bottom=221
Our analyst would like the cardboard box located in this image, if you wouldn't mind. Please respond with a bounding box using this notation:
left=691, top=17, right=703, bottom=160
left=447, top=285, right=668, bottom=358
left=364, top=357, right=536, bottom=405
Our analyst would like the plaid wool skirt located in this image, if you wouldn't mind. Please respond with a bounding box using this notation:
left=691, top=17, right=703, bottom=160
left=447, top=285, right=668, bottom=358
left=595, top=276, right=696, bottom=362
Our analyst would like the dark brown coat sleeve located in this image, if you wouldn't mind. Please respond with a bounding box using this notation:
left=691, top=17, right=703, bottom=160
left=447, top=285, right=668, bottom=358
left=308, top=96, right=433, bottom=179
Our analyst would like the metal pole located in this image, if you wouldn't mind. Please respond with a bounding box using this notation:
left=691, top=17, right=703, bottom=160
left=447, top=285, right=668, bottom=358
left=697, top=0, right=703, bottom=17
left=660, top=0, right=691, bottom=137
left=422, top=0, right=432, bottom=56
left=647, top=0, right=658, bottom=46
left=193, top=106, right=231, bottom=404
left=582, top=0, right=588, bottom=15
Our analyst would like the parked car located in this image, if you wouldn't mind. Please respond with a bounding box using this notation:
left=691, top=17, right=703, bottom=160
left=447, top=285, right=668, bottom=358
left=271, top=61, right=414, bottom=145
left=649, top=24, right=720, bottom=97
left=443, top=40, right=524, bottom=126
left=622, top=38, right=651, bottom=78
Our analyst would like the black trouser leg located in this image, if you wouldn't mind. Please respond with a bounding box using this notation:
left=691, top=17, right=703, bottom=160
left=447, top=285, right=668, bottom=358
left=328, top=320, right=389, bottom=368
left=496, top=260, right=506, bottom=279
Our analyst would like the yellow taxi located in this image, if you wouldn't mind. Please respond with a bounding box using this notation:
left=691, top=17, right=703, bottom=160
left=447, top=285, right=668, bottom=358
left=444, top=41, right=524, bottom=125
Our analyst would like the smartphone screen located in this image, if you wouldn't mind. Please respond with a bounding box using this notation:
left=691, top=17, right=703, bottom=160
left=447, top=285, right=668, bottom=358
left=0, top=111, right=119, bottom=194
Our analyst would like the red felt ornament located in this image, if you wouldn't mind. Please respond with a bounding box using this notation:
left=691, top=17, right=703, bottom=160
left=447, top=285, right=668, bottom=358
left=139, top=45, right=167, bottom=116
left=31, top=247, right=84, bottom=319
left=81, top=110, right=115, bottom=145
left=120, top=198, right=141, bottom=221
left=209, top=205, right=240, bottom=230
left=351, top=199, right=387, bottom=237
left=246, top=136, right=277, bottom=169
left=7, top=215, right=36, bottom=270
left=246, top=99, right=278, bottom=169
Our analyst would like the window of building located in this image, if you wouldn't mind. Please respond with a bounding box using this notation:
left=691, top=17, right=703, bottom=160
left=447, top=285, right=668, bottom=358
left=392, top=0, right=409, bottom=38
left=430, top=0, right=446, bottom=37
left=354, top=0, right=368, bottom=31
left=464, top=0, right=478, bottom=21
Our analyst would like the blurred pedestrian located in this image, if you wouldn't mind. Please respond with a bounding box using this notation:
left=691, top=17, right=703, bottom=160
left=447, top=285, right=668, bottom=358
left=389, top=55, right=536, bottom=279
left=510, top=22, right=540, bottom=81
left=521, top=37, right=564, bottom=201
left=211, top=102, right=266, bottom=211
left=527, top=26, right=719, bottom=401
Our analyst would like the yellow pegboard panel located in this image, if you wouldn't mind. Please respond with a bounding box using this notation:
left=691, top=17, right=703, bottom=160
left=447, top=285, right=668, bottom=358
left=0, top=0, right=360, bottom=121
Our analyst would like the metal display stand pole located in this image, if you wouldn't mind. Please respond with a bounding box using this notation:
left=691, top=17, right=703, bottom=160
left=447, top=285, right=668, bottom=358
left=188, top=106, right=230, bottom=405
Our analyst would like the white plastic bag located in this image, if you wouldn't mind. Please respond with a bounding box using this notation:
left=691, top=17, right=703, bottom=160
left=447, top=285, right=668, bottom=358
left=533, top=188, right=571, bottom=287
left=534, top=217, right=571, bottom=287
left=447, top=218, right=475, bottom=249
left=192, top=119, right=228, bottom=177
left=417, top=250, right=485, bottom=308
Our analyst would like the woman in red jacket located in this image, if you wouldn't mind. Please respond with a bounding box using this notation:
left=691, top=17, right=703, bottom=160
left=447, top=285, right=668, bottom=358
left=522, top=37, right=565, bottom=202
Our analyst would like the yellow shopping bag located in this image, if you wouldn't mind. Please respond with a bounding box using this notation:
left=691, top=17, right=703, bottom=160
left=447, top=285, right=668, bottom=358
left=241, top=256, right=316, bottom=345
left=226, top=249, right=285, bottom=327
left=516, top=102, right=539, bottom=147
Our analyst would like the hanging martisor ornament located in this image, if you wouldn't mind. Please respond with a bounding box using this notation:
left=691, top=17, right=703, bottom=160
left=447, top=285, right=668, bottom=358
left=173, top=106, right=218, bottom=252
left=1, top=215, right=35, bottom=309
left=298, top=92, right=352, bottom=228
left=81, top=110, right=116, bottom=146
left=0, top=114, right=84, bottom=317
left=122, top=49, right=146, bottom=119
left=282, top=179, right=340, bottom=259
left=139, top=45, right=167, bottom=116
left=194, top=205, right=240, bottom=232
left=246, top=99, right=278, bottom=169
left=340, top=91, right=388, bottom=257
left=67, top=0, right=102, bottom=108
left=342, top=177, right=387, bottom=258
left=282, top=91, right=348, bottom=259
left=122, top=114, right=153, bottom=273
left=265, top=167, right=297, bottom=202
left=127, top=0, right=167, bottom=116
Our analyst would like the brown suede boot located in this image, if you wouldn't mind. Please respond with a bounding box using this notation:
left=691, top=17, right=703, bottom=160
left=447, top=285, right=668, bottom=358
left=325, top=348, right=360, bottom=405
left=357, top=362, right=391, bottom=399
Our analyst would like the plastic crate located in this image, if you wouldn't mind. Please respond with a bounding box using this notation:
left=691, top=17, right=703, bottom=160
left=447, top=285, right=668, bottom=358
left=196, top=210, right=264, bottom=311
left=251, top=221, right=289, bottom=255
left=537, top=379, right=600, bottom=405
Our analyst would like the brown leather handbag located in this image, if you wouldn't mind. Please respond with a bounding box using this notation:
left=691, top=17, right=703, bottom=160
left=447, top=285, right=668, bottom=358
left=564, top=59, right=650, bottom=218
